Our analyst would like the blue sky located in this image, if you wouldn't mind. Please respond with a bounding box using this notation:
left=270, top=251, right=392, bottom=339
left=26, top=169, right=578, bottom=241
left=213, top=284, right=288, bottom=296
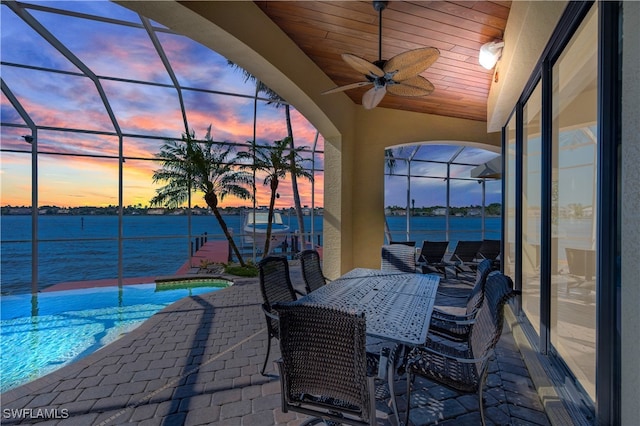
left=1, top=1, right=501, bottom=209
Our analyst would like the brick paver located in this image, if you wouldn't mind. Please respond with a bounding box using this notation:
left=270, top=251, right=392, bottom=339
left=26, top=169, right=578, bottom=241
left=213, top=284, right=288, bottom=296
left=0, top=263, right=549, bottom=425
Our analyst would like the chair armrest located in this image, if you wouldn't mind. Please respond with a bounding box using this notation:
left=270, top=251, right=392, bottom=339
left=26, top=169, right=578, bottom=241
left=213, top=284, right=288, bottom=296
left=261, top=303, right=279, bottom=321
left=410, top=343, right=494, bottom=365
left=431, top=308, right=476, bottom=323
left=436, top=289, right=469, bottom=298
left=431, top=308, right=462, bottom=321
left=432, top=316, right=476, bottom=327
left=429, top=348, right=494, bottom=365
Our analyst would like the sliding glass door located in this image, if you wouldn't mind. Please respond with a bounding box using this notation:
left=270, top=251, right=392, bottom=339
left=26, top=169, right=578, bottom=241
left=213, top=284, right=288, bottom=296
left=550, top=4, right=598, bottom=400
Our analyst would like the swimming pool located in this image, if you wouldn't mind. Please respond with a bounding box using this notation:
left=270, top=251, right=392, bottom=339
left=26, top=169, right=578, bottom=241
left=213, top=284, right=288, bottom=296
left=0, top=279, right=231, bottom=393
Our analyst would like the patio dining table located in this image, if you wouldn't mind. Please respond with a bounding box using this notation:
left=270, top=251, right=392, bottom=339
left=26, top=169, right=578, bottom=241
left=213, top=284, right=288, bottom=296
left=297, top=268, right=440, bottom=346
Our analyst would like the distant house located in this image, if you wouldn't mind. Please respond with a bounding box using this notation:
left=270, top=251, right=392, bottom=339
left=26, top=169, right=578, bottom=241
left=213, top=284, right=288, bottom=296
left=7, top=207, right=31, bottom=215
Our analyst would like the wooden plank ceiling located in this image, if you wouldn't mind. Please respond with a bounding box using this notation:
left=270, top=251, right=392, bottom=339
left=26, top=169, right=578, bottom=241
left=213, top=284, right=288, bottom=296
left=255, top=1, right=511, bottom=122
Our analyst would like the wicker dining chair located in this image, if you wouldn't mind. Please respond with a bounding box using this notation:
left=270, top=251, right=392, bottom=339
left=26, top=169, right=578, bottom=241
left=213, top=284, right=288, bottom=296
left=258, top=256, right=299, bottom=376
left=428, top=259, right=496, bottom=342
left=381, top=244, right=416, bottom=273
left=274, top=303, right=380, bottom=426
left=298, top=249, right=330, bottom=294
left=404, top=273, right=516, bottom=426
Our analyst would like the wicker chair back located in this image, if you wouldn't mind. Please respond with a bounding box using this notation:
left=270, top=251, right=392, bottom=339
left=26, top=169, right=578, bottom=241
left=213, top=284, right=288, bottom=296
left=464, top=259, right=495, bottom=315
left=257, top=256, right=298, bottom=375
left=469, top=272, right=515, bottom=365
left=299, top=249, right=327, bottom=294
left=381, top=244, right=416, bottom=273
left=259, top=256, right=297, bottom=309
left=275, top=303, right=376, bottom=425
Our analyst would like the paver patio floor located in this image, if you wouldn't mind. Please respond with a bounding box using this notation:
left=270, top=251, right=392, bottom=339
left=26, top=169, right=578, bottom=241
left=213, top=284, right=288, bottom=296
left=1, top=263, right=549, bottom=425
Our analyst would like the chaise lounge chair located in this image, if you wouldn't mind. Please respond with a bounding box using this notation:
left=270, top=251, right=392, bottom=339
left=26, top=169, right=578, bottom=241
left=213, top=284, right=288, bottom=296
left=416, top=241, right=449, bottom=277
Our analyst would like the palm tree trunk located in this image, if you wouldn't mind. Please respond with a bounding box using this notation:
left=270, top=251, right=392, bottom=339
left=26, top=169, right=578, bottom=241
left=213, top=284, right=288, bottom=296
left=205, top=192, right=246, bottom=267
left=285, top=106, right=305, bottom=250
left=264, top=179, right=279, bottom=255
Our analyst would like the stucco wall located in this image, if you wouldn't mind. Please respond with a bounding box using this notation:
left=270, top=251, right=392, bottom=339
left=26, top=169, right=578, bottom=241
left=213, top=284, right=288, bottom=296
left=486, top=1, right=568, bottom=132
left=349, top=107, right=500, bottom=271
left=621, top=2, right=640, bottom=423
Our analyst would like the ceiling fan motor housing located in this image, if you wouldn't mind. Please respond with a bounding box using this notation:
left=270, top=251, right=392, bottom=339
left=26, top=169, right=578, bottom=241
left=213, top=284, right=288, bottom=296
left=373, top=1, right=388, bottom=12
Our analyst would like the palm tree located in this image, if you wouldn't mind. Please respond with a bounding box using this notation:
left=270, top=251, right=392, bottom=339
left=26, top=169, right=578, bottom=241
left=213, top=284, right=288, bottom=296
left=150, top=127, right=253, bottom=266
left=228, top=62, right=307, bottom=247
left=238, top=137, right=313, bottom=255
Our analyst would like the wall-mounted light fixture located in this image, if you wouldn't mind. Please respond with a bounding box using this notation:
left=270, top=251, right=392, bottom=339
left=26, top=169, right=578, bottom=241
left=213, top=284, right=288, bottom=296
left=479, top=40, right=504, bottom=70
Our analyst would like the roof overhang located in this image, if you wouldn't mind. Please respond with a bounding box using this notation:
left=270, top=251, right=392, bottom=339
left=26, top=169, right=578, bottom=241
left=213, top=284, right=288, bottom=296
left=471, top=156, right=502, bottom=179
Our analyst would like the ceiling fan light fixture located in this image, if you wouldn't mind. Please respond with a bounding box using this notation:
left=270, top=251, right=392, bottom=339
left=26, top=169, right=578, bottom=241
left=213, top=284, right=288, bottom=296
left=479, top=41, right=504, bottom=69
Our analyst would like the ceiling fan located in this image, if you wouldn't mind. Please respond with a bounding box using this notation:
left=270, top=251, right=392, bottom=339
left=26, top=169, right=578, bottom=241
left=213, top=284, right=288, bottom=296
left=322, top=1, right=440, bottom=109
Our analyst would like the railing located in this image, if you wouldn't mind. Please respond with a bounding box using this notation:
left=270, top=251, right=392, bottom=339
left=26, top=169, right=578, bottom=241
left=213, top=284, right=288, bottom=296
left=191, top=232, right=209, bottom=256
left=246, top=231, right=323, bottom=260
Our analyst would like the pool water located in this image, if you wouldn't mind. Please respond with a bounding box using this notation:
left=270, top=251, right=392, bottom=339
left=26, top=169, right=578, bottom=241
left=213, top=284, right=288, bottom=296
left=0, top=280, right=231, bottom=393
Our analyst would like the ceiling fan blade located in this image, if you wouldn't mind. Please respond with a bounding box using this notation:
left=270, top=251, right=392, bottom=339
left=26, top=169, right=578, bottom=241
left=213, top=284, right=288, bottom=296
left=384, top=47, right=440, bottom=81
left=387, top=75, right=435, bottom=97
left=322, top=81, right=372, bottom=95
left=342, top=53, right=385, bottom=77
left=362, top=85, right=387, bottom=109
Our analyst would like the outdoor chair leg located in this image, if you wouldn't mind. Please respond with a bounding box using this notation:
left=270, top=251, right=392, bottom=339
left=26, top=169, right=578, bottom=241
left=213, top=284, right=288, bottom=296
left=405, top=371, right=415, bottom=426
left=478, top=385, right=486, bottom=426
left=368, top=376, right=377, bottom=426
left=261, top=338, right=272, bottom=376
left=386, top=345, right=403, bottom=426
left=478, top=368, right=489, bottom=426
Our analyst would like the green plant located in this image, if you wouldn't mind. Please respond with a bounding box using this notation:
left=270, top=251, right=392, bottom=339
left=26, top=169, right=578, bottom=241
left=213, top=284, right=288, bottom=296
left=224, top=262, right=259, bottom=277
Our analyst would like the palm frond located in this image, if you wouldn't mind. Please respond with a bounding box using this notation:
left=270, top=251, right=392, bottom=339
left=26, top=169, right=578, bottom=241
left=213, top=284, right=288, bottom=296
left=227, top=60, right=287, bottom=106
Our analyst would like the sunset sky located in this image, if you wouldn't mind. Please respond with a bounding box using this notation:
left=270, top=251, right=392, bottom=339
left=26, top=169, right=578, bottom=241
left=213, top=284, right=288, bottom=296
left=1, top=1, right=500, bottom=210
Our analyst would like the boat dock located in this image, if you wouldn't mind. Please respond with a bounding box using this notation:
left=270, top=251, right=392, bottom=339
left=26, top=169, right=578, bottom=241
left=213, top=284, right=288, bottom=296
left=175, top=240, right=230, bottom=274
